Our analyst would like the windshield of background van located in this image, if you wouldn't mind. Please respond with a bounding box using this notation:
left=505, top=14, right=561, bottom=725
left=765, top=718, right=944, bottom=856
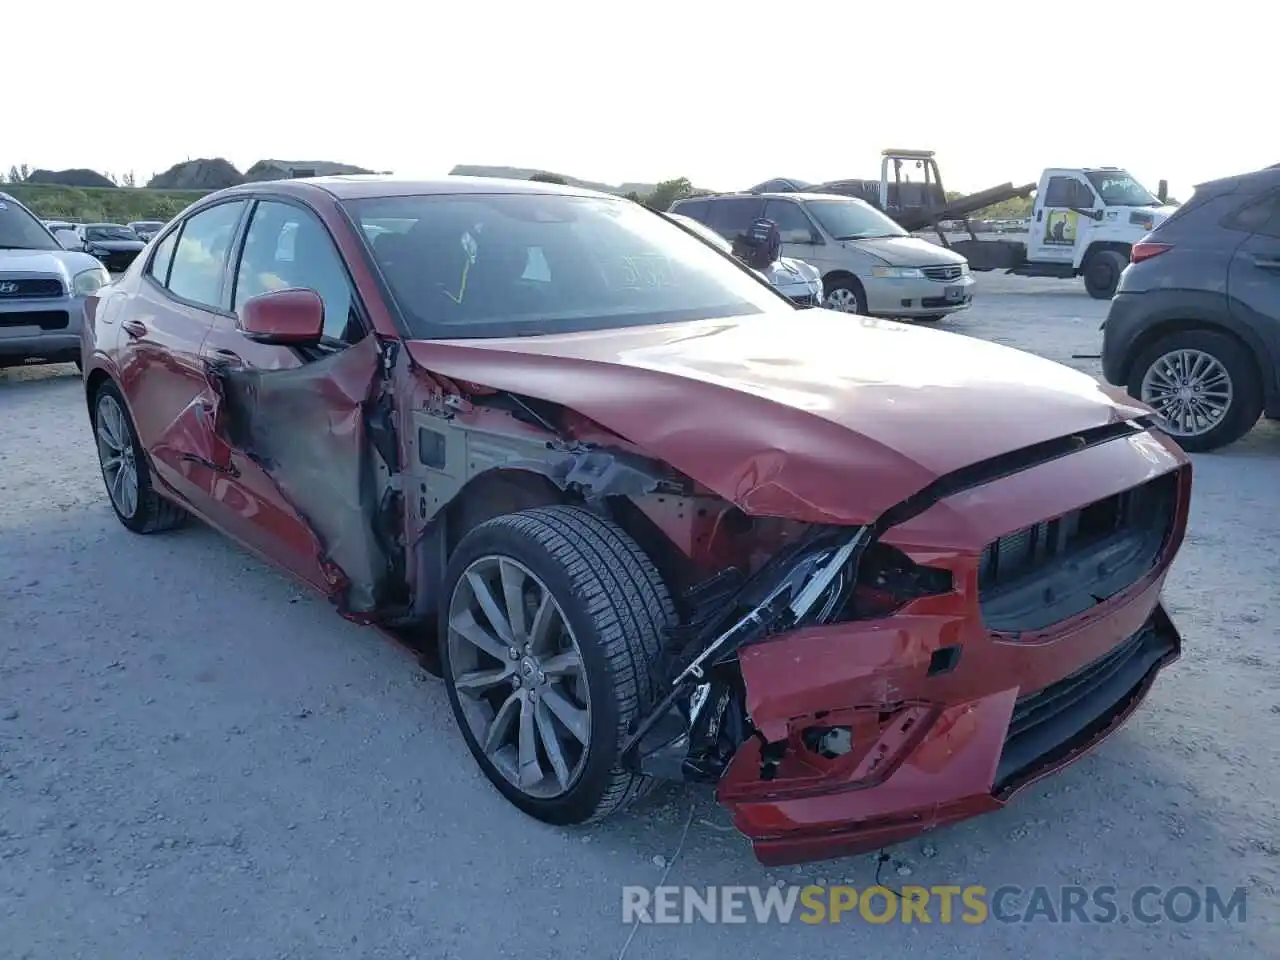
left=346, top=193, right=790, bottom=339
left=1085, top=172, right=1158, bottom=207
left=805, top=199, right=908, bottom=241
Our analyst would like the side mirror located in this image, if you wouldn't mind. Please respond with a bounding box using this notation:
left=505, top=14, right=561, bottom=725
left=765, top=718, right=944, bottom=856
left=54, top=229, right=83, bottom=251
left=236, top=288, right=324, bottom=345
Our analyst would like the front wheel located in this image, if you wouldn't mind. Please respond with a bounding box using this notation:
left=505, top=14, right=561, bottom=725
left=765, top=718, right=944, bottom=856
left=1084, top=249, right=1128, bottom=299
left=92, top=382, right=187, bottom=533
left=823, top=278, right=868, bottom=314
left=1128, top=329, right=1263, bottom=452
left=440, top=506, right=675, bottom=825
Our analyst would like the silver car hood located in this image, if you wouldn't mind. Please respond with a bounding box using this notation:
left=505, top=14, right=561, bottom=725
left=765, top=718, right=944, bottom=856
left=0, top=248, right=102, bottom=278
left=844, top=235, right=964, bottom=267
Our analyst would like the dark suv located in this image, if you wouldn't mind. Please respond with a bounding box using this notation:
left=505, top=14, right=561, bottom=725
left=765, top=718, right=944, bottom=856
left=1102, top=165, right=1280, bottom=452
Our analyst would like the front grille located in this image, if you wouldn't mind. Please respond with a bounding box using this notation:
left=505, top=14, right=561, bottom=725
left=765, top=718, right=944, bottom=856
left=0, top=310, right=70, bottom=330
left=923, top=265, right=963, bottom=282
left=979, top=471, right=1178, bottom=633
left=0, top=277, right=64, bottom=299
left=994, top=608, right=1178, bottom=790
left=790, top=293, right=819, bottom=307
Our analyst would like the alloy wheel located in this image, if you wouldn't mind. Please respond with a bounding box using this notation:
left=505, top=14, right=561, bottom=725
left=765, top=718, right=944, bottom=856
left=446, top=555, right=592, bottom=799
left=824, top=287, right=861, bottom=313
left=1139, top=348, right=1234, bottom=439
left=95, top=393, right=139, bottom=518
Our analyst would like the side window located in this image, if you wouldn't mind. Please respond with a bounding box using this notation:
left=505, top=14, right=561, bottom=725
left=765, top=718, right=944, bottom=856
left=763, top=200, right=817, bottom=243
left=1043, top=177, right=1094, bottom=209
left=672, top=198, right=709, bottom=222
left=147, top=229, right=178, bottom=286
left=707, top=197, right=764, bottom=241
left=166, top=201, right=248, bottom=308
left=1223, top=192, right=1280, bottom=237
left=233, top=200, right=362, bottom=344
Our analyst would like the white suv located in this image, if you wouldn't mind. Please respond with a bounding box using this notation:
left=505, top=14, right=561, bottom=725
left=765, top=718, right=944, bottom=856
left=670, top=192, right=974, bottom=321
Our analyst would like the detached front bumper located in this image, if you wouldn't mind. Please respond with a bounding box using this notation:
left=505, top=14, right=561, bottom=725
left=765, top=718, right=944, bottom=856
left=718, top=575, right=1180, bottom=866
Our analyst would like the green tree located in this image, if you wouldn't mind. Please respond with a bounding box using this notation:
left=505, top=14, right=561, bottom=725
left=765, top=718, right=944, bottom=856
left=529, top=172, right=568, bottom=184
left=6, top=166, right=20, bottom=184
left=644, top=177, right=695, bottom=211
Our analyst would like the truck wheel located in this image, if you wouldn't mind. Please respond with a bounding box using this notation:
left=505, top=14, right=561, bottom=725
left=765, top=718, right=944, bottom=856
left=823, top=278, right=867, bottom=314
left=439, top=506, right=675, bottom=825
left=1128, top=329, right=1263, bottom=452
left=1084, top=249, right=1127, bottom=299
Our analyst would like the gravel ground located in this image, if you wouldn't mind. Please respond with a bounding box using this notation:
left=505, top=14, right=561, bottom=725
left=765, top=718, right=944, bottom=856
left=1, top=274, right=1277, bottom=959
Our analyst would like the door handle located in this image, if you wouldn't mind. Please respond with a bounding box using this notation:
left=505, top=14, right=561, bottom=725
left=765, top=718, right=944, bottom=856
left=1252, top=256, right=1280, bottom=270
left=210, top=348, right=243, bottom=369
left=121, top=318, right=147, bottom=338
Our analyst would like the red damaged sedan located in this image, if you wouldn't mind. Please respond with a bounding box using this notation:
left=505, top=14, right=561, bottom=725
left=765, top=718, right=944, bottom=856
left=81, top=177, right=1190, bottom=865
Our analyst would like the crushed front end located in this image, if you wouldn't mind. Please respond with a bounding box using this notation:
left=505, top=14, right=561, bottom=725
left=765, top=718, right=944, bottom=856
left=622, top=420, right=1190, bottom=865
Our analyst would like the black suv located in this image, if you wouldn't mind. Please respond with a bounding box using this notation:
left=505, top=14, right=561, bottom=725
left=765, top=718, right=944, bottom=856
left=1102, top=165, right=1280, bottom=452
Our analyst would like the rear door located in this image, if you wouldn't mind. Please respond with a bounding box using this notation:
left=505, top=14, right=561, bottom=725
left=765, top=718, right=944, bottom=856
left=1225, top=189, right=1280, bottom=388
left=705, top=196, right=764, bottom=243
left=198, top=197, right=374, bottom=589
left=762, top=198, right=827, bottom=268
left=117, top=199, right=249, bottom=505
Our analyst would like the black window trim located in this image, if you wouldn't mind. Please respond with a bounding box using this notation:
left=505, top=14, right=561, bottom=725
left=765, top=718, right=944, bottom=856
left=141, top=198, right=251, bottom=317
left=227, top=194, right=373, bottom=351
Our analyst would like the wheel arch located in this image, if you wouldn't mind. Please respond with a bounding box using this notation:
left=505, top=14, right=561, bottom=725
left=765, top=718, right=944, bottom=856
left=1121, top=317, right=1272, bottom=410
left=84, top=367, right=114, bottom=421
left=1078, top=241, right=1132, bottom=275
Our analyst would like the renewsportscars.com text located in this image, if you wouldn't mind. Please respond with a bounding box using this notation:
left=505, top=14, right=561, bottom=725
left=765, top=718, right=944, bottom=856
left=621, top=884, right=1249, bottom=925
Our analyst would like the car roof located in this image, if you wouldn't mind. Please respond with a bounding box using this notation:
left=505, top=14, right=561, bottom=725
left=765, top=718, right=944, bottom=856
left=682, top=191, right=862, bottom=203
left=216, top=174, right=619, bottom=202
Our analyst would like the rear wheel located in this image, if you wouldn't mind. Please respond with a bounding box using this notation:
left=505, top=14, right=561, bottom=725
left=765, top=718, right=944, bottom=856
left=92, top=381, right=187, bottom=533
left=440, top=506, right=675, bottom=825
left=1128, top=329, right=1263, bottom=452
left=1084, top=249, right=1127, bottom=299
left=823, top=278, right=868, bottom=314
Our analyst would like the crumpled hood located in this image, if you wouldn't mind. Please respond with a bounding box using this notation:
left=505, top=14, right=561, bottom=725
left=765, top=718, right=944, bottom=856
left=846, top=235, right=964, bottom=267
left=0, top=248, right=102, bottom=279
left=403, top=310, right=1149, bottom=524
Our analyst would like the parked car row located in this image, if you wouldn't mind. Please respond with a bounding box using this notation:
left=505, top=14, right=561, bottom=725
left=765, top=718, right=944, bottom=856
left=668, top=191, right=973, bottom=322
left=41, top=218, right=162, bottom=272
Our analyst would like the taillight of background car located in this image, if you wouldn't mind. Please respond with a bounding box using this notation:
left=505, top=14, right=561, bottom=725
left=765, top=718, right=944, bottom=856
left=1131, top=242, right=1173, bottom=264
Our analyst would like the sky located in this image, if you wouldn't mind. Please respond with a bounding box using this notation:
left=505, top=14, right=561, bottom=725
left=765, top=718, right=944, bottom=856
left=6, top=0, right=1270, bottom=202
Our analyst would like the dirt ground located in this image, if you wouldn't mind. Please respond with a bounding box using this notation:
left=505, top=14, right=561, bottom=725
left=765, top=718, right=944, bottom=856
left=1, top=274, right=1276, bottom=959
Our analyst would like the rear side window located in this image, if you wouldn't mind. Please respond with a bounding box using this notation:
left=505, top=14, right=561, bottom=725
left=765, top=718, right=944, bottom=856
left=1222, top=191, right=1280, bottom=237
left=671, top=198, right=709, bottom=221
left=706, top=197, right=764, bottom=240
left=166, top=201, right=248, bottom=308
left=147, top=230, right=178, bottom=286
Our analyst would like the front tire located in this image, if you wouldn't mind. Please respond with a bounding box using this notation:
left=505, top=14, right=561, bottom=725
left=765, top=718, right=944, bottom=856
left=1084, top=249, right=1127, bottom=299
left=823, top=278, right=868, bottom=314
left=440, top=506, right=675, bottom=825
left=1128, top=329, right=1263, bottom=452
left=92, top=381, right=187, bottom=533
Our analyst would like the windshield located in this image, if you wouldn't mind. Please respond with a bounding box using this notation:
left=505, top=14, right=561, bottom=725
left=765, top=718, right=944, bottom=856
left=0, top=197, right=59, bottom=251
left=346, top=193, right=789, bottom=339
left=666, top=213, right=733, bottom=253
left=85, top=225, right=139, bottom=241
left=804, top=198, right=907, bottom=240
left=1084, top=171, right=1158, bottom=207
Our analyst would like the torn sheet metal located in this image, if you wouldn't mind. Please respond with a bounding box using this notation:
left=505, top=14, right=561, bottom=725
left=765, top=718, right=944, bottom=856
left=208, top=334, right=389, bottom=615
